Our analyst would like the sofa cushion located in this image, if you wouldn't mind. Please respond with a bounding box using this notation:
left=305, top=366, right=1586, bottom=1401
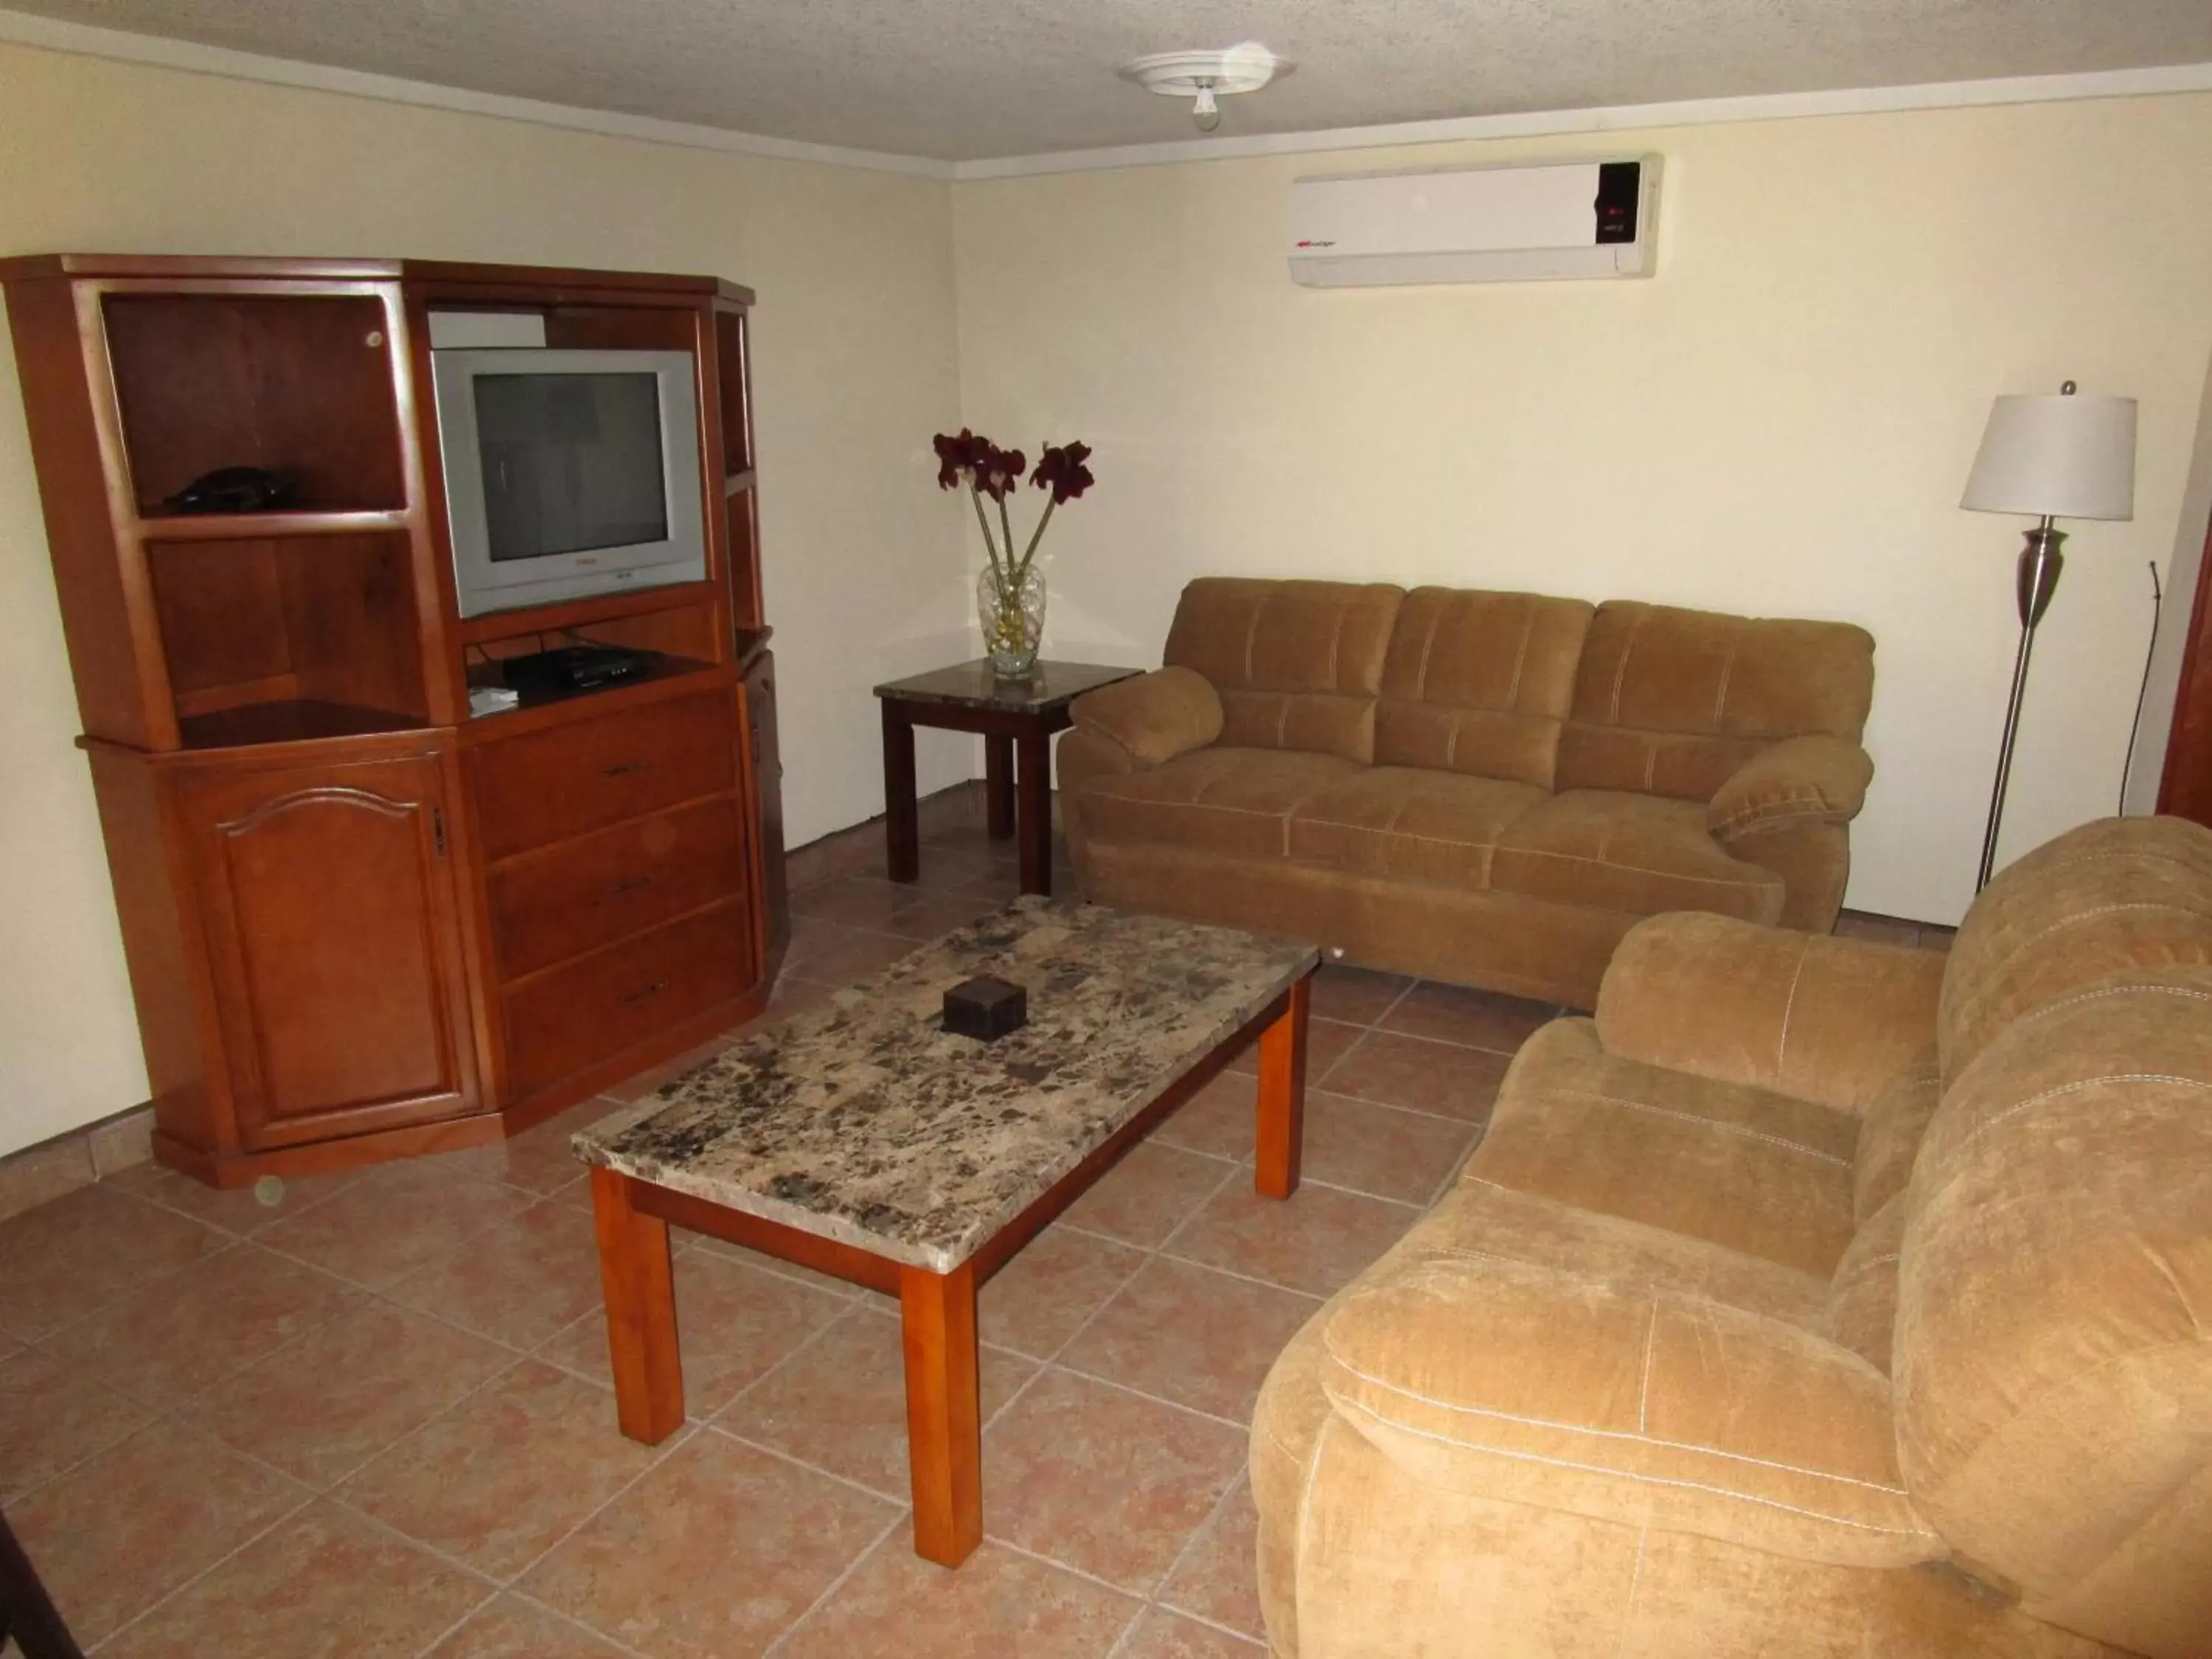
left=1372, top=588, right=1594, bottom=788
left=1164, top=577, right=1403, bottom=763
left=1489, top=790, right=1784, bottom=924
left=1897, top=956, right=2212, bottom=1658
left=1854, top=1046, right=1942, bottom=1222
left=1318, top=1248, right=1938, bottom=1568
left=1477, top=1018, right=1858, bottom=1276
left=1075, top=746, right=1361, bottom=859
left=1556, top=602, right=1876, bottom=801
left=1287, top=767, right=1544, bottom=886
left=1826, top=1192, right=1905, bottom=1374
left=1938, top=813, right=2212, bottom=1086
left=1413, top=1176, right=1831, bottom=1328
left=1596, top=915, right=1944, bottom=1119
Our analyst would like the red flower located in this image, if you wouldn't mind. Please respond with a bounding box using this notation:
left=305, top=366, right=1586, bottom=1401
left=933, top=428, right=988, bottom=490
left=1031, top=441, right=1094, bottom=505
left=973, top=442, right=1027, bottom=502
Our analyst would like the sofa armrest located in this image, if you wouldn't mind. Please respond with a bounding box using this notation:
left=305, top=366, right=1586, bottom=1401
left=1319, top=1252, right=1940, bottom=1570
left=1595, top=914, right=1943, bottom=1114
left=1069, top=667, right=1222, bottom=765
left=1708, top=735, right=1874, bottom=844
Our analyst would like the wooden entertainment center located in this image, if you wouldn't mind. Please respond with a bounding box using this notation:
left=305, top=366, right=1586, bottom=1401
left=1, top=254, right=787, bottom=1186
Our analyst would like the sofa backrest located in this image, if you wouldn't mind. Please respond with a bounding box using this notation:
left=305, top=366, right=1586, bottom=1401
left=1554, top=602, right=1876, bottom=801
left=1936, top=813, right=2212, bottom=1085
left=1892, top=815, right=2212, bottom=1659
left=1373, top=588, right=1594, bottom=788
left=1164, top=578, right=1404, bottom=763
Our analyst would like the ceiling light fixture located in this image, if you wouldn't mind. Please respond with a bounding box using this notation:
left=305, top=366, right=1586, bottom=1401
left=1118, top=45, right=1293, bottom=135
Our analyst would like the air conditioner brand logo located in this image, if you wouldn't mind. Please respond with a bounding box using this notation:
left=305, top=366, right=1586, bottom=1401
left=1294, top=239, right=1336, bottom=248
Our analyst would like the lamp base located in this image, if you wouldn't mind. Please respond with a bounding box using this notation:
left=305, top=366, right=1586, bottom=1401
left=1978, top=518, right=2067, bottom=891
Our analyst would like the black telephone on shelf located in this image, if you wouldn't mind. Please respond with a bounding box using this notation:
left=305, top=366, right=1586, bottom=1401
left=162, top=466, right=298, bottom=515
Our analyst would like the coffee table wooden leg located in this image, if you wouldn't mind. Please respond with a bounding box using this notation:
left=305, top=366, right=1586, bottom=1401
left=1015, top=728, right=1052, bottom=896
left=900, top=1262, right=982, bottom=1566
left=1255, top=973, right=1311, bottom=1200
left=984, top=735, right=1015, bottom=840
left=883, top=701, right=919, bottom=883
left=589, top=1167, right=685, bottom=1444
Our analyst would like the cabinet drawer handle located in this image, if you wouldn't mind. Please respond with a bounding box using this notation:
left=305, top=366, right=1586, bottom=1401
left=622, top=980, right=668, bottom=1005
left=608, top=876, right=653, bottom=897
left=603, top=761, right=647, bottom=778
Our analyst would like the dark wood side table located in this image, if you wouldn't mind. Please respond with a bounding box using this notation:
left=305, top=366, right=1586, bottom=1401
left=874, top=660, right=1140, bottom=895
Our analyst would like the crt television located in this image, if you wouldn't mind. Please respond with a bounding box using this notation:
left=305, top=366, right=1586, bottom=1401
left=431, top=347, right=708, bottom=619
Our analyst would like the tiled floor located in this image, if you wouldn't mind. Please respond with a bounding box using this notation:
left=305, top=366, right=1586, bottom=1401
left=4, top=805, right=1927, bottom=1656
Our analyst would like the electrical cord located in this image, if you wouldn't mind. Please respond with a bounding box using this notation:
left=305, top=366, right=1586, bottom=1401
left=2121, top=559, right=2164, bottom=813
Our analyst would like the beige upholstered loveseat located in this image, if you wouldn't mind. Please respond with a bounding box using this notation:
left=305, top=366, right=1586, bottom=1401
left=1060, top=578, right=1876, bottom=1009
left=1252, top=814, right=2212, bottom=1658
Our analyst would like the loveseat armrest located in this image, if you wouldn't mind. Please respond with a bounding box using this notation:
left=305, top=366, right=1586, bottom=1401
left=1069, top=667, right=1222, bottom=767
left=1707, top=735, right=1874, bottom=844
left=1595, top=913, right=1943, bottom=1114
left=1319, top=1251, right=1940, bottom=1570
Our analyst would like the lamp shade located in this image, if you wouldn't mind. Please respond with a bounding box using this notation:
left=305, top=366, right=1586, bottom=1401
left=1961, top=390, right=2136, bottom=521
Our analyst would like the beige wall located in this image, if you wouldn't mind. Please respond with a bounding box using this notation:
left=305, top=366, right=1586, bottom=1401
left=953, top=94, right=2212, bottom=924
left=0, top=43, right=974, bottom=1155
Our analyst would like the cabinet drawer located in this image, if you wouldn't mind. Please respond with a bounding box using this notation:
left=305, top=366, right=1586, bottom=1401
left=487, top=796, right=745, bottom=981
left=471, top=692, right=737, bottom=861
left=501, top=897, right=753, bottom=1102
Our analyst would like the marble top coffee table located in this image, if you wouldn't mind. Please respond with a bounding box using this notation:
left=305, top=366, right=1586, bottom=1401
left=573, top=897, right=1318, bottom=1567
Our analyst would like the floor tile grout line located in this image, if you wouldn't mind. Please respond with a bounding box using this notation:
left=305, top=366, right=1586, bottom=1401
left=699, top=1298, right=880, bottom=1428
left=1154, top=1598, right=1272, bottom=1647
left=0, top=1223, right=251, bottom=1354
left=27, top=1240, right=382, bottom=1435
left=703, top=1418, right=923, bottom=1511
left=0, top=1339, right=184, bottom=1511
left=1040, top=1359, right=1259, bottom=1436
left=1150, top=1236, right=1385, bottom=1302
left=103, top=1164, right=358, bottom=1244
left=496, top=1590, right=661, bottom=1659
left=962, top=1180, right=1180, bottom=1457
left=82, top=1448, right=327, bottom=1657
left=980, top=1530, right=1165, bottom=1610
left=317, top=1481, right=514, bottom=1593
left=1141, top=1467, right=1251, bottom=1608
left=757, top=1506, right=914, bottom=1658
left=1091, top=1249, right=1327, bottom=1316
left=1304, top=1081, right=1502, bottom=1130
left=476, top=1417, right=705, bottom=1600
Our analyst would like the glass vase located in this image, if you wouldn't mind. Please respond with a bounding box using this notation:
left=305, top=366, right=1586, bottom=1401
left=977, top=563, right=1046, bottom=679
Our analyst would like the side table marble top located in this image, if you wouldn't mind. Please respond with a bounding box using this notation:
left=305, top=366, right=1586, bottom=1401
left=574, top=896, right=1318, bottom=1273
left=871, top=658, right=1138, bottom=713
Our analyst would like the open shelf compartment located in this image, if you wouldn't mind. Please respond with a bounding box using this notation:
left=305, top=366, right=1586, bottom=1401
left=103, top=291, right=408, bottom=516
left=147, top=532, right=433, bottom=745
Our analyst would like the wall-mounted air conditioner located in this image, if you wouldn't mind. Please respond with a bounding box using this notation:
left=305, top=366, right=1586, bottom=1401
left=1289, top=156, right=1661, bottom=288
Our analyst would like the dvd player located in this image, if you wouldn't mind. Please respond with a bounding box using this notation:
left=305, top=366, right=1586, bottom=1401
left=500, top=644, right=655, bottom=694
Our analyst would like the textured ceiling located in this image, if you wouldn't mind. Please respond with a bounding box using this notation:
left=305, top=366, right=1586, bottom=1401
left=13, top=0, right=2212, bottom=160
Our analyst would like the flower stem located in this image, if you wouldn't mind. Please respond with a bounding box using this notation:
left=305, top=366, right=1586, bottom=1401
left=967, top=481, right=1003, bottom=580
left=1014, top=495, right=1057, bottom=585
left=997, top=495, right=1018, bottom=591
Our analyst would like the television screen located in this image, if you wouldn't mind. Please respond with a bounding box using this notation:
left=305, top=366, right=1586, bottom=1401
left=473, top=372, right=670, bottom=562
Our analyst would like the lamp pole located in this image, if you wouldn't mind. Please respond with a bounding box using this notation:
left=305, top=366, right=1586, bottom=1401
left=1976, top=515, right=2066, bottom=891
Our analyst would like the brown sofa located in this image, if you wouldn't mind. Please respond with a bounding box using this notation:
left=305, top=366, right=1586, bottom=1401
left=1061, top=578, right=1876, bottom=1009
left=1251, top=814, right=2212, bottom=1658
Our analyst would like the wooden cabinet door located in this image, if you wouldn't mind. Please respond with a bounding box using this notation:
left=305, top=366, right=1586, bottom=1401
left=740, top=650, right=789, bottom=964
left=177, top=750, right=479, bottom=1151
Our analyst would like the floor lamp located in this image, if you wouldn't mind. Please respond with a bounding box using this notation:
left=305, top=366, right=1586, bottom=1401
left=1961, top=380, right=2137, bottom=891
